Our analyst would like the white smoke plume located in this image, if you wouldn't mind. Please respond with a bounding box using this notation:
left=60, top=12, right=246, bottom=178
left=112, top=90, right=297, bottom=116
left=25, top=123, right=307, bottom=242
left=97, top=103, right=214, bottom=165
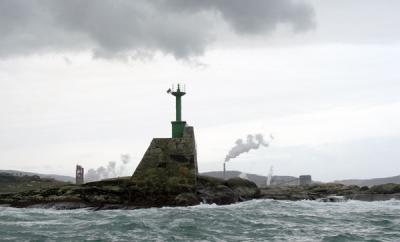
left=121, top=154, right=131, bottom=164
left=239, top=172, right=249, bottom=180
left=224, top=134, right=272, bottom=162
left=85, top=154, right=131, bottom=182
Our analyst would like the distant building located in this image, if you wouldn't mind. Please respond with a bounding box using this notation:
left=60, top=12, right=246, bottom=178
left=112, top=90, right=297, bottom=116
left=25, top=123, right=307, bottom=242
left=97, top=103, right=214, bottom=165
left=76, top=165, right=84, bottom=185
left=299, top=175, right=312, bottom=185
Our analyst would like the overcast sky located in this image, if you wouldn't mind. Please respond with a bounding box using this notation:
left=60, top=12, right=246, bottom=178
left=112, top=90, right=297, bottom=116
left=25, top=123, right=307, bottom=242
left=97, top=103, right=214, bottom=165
left=0, top=0, right=399, bottom=181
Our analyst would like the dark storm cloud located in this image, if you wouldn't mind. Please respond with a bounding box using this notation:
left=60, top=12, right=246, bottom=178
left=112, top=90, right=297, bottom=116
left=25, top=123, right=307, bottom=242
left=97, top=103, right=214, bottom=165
left=0, top=0, right=314, bottom=59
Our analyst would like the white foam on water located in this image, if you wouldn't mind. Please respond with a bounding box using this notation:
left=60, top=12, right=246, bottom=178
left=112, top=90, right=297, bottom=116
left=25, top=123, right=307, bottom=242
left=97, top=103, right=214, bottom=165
left=0, top=200, right=399, bottom=241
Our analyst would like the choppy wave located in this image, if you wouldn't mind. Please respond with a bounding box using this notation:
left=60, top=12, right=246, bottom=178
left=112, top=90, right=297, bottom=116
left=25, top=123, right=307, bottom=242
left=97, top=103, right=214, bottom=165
left=0, top=199, right=399, bottom=241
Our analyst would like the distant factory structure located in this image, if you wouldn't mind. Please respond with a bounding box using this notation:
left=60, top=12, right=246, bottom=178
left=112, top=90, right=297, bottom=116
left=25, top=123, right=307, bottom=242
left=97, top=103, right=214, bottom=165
left=76, top=165, right=84, bottom=185
left=264, top=174, right=313, bottom=187
left=299, top=175, right=312, bottom=185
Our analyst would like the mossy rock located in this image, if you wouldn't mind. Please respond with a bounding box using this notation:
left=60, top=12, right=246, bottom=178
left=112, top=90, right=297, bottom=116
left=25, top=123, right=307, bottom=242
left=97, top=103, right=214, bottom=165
left=369, top=183, right=400, bottom=194
left=174, top=193, right=199, bottom=206
left=225, top=178, right=258, bottom=190
left=197, top=175, right=225, bottom=187
left=85, top=177, right=130, bottom=187
left=225, top=177, right=260, bottom=199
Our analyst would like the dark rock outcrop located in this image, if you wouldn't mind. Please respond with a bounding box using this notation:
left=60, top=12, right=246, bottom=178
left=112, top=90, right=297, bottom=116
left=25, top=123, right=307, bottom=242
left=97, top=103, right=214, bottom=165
left=368, top=183, right=400, bottom=194
left=201, top=170, right=299, bottom=187
left=260, top=183, right=400, bottom=202
left=197, top=176, right=260, bottom=205
left=1, top=180, right=400, bottom=209
left=0, top=175, right=260, bottom=209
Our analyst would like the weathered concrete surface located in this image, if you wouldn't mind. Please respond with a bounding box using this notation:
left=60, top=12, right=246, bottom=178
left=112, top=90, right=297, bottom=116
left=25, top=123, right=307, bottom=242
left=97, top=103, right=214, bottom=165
left=131, top=126, right=198, bottom=196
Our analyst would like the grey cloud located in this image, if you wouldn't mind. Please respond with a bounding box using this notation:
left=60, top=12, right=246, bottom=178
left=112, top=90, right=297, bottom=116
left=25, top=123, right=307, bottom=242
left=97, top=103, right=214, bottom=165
left=164, top=0, right=315, bottom=34
left=0, top=0, right=314, bottom=59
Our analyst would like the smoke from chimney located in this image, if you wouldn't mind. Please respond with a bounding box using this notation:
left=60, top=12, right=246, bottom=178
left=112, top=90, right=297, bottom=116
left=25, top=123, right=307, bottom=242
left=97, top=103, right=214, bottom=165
left=85, top=154, right=131, bottom=182
left=224, top=134, right=272, bottom=162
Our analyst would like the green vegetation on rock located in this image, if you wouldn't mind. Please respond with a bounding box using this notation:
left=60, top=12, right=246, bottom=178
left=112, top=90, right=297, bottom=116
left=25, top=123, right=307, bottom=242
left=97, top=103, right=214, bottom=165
left=0, top=173, right=69, bottom=194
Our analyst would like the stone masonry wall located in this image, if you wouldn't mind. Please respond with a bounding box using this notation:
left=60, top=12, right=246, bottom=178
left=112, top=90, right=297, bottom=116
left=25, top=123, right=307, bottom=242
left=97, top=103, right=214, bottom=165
left=131, top=126, right=198, bottom=195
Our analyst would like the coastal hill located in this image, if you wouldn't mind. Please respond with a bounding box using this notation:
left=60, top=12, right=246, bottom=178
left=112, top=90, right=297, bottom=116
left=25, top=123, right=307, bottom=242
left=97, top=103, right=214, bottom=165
left=0, top=172, right=69, bottom=194
left=202, top=171, right=300, bottom=187
left=203, top=171, right=400, bottom=187
left=2, top=169, right=399, bottom=188
left=0, top=170, right=74, bottom=183
left=334, top=175, right=400, bottom=187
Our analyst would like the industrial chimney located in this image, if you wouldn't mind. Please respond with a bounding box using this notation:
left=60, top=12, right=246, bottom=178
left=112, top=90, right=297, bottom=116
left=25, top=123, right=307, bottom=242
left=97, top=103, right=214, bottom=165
left=76, top=165, right=84, bottom=185
left=223, top=162, right=226, bottom=180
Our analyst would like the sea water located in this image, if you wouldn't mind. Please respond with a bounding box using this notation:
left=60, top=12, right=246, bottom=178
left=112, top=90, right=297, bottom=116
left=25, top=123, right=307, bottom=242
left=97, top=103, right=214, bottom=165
left=0, top=199, right=399, bottom=241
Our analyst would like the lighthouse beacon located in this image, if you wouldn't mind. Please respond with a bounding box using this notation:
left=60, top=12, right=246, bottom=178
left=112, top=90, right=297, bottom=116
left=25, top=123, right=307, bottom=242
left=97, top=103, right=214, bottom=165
left=169, top=83, right=186, bottom=138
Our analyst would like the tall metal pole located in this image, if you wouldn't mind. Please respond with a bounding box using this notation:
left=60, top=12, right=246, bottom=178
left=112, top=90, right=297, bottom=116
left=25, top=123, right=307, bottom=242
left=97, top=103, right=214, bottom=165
left=176, top=91, right=182, bottom=121
left=223, top=162, right=226, bottom=180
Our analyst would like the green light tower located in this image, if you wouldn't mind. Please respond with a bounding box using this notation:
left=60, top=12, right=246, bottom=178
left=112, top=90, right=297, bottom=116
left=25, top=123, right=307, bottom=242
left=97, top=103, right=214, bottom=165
left=168, top=84, right=186, bottom=138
